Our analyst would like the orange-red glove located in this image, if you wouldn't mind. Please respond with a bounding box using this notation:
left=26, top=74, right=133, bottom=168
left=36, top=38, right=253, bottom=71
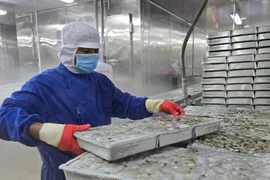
left=146, top=99, right=185, bottom=116
left=160, top=100, right=185, bottom=116
left=39, top=123, right=90, bottom=155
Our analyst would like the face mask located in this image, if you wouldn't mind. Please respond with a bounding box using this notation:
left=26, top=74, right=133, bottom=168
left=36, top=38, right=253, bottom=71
left=75, top=54, right=99, bottom=74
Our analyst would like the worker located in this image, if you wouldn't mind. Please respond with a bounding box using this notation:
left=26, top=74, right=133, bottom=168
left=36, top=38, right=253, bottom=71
left=0, top=22, right=185, bottom=180
left=94, top=48, right=113, bottom=80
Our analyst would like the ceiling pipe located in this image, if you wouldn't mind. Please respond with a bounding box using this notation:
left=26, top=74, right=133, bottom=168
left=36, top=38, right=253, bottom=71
left=180, top=0, right=209, bottom=107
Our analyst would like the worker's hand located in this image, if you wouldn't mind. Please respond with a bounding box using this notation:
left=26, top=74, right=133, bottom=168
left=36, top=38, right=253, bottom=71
left=146, top=99, right=185, bottom=116
left=160, top=100, right=185, bottom=116
left=39, top=123, right=90, bottom=155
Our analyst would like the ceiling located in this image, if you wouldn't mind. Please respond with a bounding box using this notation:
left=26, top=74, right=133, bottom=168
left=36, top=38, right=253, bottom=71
left=0, top=0, right=93, bottom=14
left=0, top=0, right=269, bottom=31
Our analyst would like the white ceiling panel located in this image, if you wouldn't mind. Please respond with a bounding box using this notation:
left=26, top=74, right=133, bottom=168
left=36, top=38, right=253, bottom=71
left=0, top=0, right=94, bottom=14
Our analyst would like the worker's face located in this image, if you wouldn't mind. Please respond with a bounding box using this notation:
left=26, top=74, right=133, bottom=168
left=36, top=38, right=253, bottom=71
left=74, top=48, right=99, bottom=65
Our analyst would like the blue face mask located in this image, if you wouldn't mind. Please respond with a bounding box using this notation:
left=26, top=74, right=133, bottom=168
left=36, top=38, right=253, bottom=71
left=75, top=54, right=99, bottom=74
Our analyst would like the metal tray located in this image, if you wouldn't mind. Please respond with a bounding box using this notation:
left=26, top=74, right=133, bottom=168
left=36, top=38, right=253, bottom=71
left=194, top=120, right=221, bottom=138
left=231, top=28, right=257, bottom=36
left=254, top=98, right=270, bottom=105
left=257, top=61, right=270, bottom=69
left=227, top=77, right=253, bottom=84
left=256, top=69, right=270, bottom=76
left=203, top=91, right=226, bottom=98
left=253, top=84, right=270, bottom=91
left=255, top=105, right=270, bottom=110
left=203, top=71, right=227, bottom=78
left=185, top=106, right=270, bottom=119
left=226, top=98, right=253, bottom=105
left=259, top=40, right=270, bottom=47
left=258, top=47, right=270, bottom=54
left=204, top=57, right=227, bottom=64
left=184, top=106, right=229, bottom=118
left=232, top=42, right=257, bottom=50
left=228, top=70, right=255, bottom=77
left=227, top=55, right=254, bottom=63
left=227, top=91, right=254, bottom=98
left=202, top=78, right=226, bottom=85
left=208, top=31, right=231, bottom=39
left=208, top=44, right=231, bottom=52
left=204, top=105, right=227, bottom=108
left=232, top=49, right=257, bottom=56
left=154, top=116, right=221, bottom=147
left=254, top=77, right=270, bottom=83
left=203, top=64, right=228, bottom=72
left=258, top=25, right=270, bottom=33
left=208, top=37, right=231, bottom=45
left=74, top=116, right=221, bottom=161
left=231, top=34, right=257, bottom=43
left=226, top=84, right=253, bottom=91
left=141, top=117, right=191, bottom=148
left=258, top=33, right=270, bottom=40
left=189, top=137, right=270, bottom=157
left=227, top=105, right=254, bottom=110
left=228, top=62, right=256, bottom=70
left=60, top=145, right=270, bottom=180
left=203, top=98, right=226, bottom=105
left=74, top=124, right=158, bottom=161
left=202, top=85, right=225, bottom=91
left=158, top=128, right=192, bottom=147
left=255, top=91, right=270, bottom=98
left=255, top=54, right=270, bottom=61
left=208, top=51, right=231, bottom=57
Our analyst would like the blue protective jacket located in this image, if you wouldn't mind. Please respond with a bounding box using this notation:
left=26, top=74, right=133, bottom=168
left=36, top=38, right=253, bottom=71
left=0, top=63, right=152, bottom=180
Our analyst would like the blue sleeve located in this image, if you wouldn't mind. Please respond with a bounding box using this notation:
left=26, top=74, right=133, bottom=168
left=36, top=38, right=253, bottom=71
left=110, top=83, right=153, bottom=120
left=0, top=81, right=44, bottom=147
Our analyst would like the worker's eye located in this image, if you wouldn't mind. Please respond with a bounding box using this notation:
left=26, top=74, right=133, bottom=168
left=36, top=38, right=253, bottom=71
left=81, top=49, right=98, bottom=54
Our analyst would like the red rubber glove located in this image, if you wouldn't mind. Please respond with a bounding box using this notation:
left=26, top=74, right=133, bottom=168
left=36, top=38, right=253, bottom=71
left=58, top=124, right=91, bottom=155
left=160, top=100, right=185, bottom=116
left=39, top=123, right=91, bottom=155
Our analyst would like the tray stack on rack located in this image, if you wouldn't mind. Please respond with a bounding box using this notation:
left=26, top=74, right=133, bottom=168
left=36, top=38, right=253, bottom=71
left=202, top=56, right=227, bottom=108
left=226, top=55, right=255, bottom=109
left=254, top=53, right=270, bottom=109
left=254, top=26, right=270, bottom=109
left=203, top=25, right=270, bottom=110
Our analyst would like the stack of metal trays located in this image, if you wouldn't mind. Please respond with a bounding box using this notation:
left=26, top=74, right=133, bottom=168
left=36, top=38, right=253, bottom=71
left=226, top=55, right=255, bottom=109
left=203, top=25, right=270, bottom=109
left=258, top=25, right=270, bottom=54
left=254, top=53, right=270, bottom=109
left=202, top=57, right=227, bottom=106
left=207, top=31, right=231, bottom=58
left=231, top=28, right=257, bottom=56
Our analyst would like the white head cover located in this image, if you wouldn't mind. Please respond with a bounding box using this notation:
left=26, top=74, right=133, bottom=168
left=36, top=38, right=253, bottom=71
left=58, top=22, right=100, bottom=73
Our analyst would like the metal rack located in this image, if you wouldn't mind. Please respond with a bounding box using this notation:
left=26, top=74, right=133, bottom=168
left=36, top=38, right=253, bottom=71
left=203, top=25, right=270, bottom=110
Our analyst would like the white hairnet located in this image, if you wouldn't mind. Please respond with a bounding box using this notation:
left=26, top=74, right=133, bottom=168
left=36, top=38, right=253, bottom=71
left=58, top=22, right=100, bottom=73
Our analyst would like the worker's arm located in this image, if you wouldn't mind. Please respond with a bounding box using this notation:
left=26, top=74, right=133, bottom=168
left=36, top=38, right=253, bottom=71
left=110, top=82, right=184, bottom=120
left=29, top=122, right=43, bottom=139
left=34, top=123, right=90, bottom=155
left=0, top=82, right=45, bottom=147
left=145, top=99, right=185, bottom=115
left=111, top=87, right=152, bottom=120
left=0, top=81, right=89, bottom=154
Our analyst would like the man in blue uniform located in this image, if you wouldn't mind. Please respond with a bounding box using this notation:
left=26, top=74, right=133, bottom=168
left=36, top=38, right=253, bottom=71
left=0, top=22, right=185, bottom=180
